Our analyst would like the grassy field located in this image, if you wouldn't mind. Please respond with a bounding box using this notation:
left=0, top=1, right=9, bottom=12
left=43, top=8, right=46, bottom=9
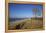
left=8, top=18, right=44, bottom=30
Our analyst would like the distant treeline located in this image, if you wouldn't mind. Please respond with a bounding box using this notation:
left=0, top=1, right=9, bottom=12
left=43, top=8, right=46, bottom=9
left=8, top=18, right=27, bottom=22
left=8, top=17, right=43, bottom=22
left=31, top=17, right=43, bottom=20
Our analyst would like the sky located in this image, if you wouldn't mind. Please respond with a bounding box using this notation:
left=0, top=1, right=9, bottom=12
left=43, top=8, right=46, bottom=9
left=8, top=3, right=43, bottom=18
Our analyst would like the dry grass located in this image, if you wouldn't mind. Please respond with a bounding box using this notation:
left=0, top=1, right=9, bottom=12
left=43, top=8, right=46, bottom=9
left=8, top=18, right=44, bottom=30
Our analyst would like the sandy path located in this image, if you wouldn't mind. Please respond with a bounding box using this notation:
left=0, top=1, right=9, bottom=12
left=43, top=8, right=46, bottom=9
left=9, top=18, right=31, bottom=27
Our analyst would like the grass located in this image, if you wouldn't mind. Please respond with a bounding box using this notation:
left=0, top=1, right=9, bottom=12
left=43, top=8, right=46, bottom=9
left=8, top=18, right=44, bottom=30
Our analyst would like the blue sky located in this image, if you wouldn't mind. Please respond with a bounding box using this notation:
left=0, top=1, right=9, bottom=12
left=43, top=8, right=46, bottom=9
left=9, top=3, right=43, bottom=18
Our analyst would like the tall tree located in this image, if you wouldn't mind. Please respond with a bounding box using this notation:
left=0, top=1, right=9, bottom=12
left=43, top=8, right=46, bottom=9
left=32, top=8, right=39, bottom=17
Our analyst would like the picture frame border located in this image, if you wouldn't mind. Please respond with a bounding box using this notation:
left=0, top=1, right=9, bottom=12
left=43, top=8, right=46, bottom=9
left=5, top=0, right=45, bottom=32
